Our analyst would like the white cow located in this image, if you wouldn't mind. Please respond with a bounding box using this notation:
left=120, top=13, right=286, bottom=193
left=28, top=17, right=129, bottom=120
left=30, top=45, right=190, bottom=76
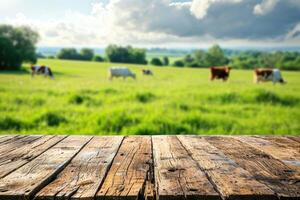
left=108, top=67, right=136, bottom=80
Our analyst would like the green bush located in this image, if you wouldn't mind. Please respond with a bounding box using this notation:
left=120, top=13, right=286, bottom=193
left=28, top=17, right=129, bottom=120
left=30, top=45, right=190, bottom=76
left=173, top=60, right=185, bottom=67
left=93, top=55, right=104, bottom=62
left=150, top=58, right=163, bottom=66
left=97, top=112, right=140, bottom=133
left=0, top=117, right=24, bottom=130
left=135, top=92, right=155, bottom=103
left=35, top=112, right=67, bottom=127
left=254, top=89, right=299, bottom=106
left=208, top=92, right=241, bottom=104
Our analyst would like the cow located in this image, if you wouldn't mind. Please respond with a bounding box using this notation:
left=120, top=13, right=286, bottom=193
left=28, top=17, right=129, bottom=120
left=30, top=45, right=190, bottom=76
left=142, top=69, right=153, bottom=76
left=254, top=68, right=285, bottom=84
left=108, top=67, right=136, bottom=80
left=31, top=65, right=54, bottom=79
left=210, top=67, right=232, bottom=81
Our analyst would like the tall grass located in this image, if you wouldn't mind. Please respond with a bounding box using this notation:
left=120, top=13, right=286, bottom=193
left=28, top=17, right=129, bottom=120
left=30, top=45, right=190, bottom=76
left=0, top=59, right=299, bottom=135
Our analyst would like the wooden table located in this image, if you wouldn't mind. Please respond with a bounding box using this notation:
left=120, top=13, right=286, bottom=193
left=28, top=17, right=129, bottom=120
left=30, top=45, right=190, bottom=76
left=0, top=135, right=299, bottom=200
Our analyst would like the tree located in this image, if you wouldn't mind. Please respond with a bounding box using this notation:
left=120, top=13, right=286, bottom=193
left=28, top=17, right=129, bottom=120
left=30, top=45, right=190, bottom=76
left=194, top=50, right=208, bottom=67
left=150, top=58, right=163, bottom=66
left=205, top=44, right=228, bottom=66
left=57, top=48, right=80, bottom=60
left=173, top=60, right=185, bottom=67
left=163, top=56, right=169, bottom=66
left=105, top=45, right=147, bottom=64
left=0, top=25, right=39, bottom=70
left=93, top=55, right=104, bottom=62
left=80, top=48, right=94, bottom=61
left=183, top=54, right=196, bottom=67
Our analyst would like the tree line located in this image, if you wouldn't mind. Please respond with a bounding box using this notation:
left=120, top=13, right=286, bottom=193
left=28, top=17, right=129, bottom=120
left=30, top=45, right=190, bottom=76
left=1, top=24, right=300, bottom=71
left=51, top=44, right=300, bottom=71
left=171, top=45, right=300, bottom=71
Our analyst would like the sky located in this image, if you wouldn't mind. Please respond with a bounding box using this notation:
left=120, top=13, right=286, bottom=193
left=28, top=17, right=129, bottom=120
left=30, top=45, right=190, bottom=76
left=0, top=0, right=300, bottom=48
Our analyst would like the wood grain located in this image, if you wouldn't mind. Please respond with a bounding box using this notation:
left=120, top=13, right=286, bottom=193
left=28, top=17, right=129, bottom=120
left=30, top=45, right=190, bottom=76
left=286, top=136, right=300, bottom=143
left=178, top=135, right=276, bottom=200
left=0, top=135, right=298, bottom=200
left=259, top=136, right=300, bottom=150
left=153, top=136, right=220, bottom=200
left=96, top=136, right=152, bottom=200
left=235, top=136, right=300, bottom=170
left=206, top=136, right=300, bottom=199
left=0, top=135, right=66, bottom=179
left=0, top=136, right=17, bottom=145
left=0, top=135, right=41, bottom=155
left=36, top=136, right=123, bottom=200
left=0, top=136, right=91, bottom=200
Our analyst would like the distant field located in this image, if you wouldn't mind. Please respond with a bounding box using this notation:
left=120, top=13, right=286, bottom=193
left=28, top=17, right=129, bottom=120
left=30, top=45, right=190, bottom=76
left=0, top=59, right=299, bottom=135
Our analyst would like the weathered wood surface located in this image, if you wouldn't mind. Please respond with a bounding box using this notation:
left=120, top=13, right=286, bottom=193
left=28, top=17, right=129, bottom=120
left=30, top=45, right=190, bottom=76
left=206, top=136, right=300, bottom=199
left=235, top=136, right=300, bottom=170
left=287, top=136, right=300, bottom=143
left=96, top=136, right=152, bottom=200
left=36, top=136, right=123, bottom=200
left=152, top=136, right=220, bottom=200
left=178, top=136, right=276, bottom=200
left=0, top=135, right=17, bottom=144
left=0, top=136, right=66, bottom=179
left=0, top=135, right=299, bottom=200
left=0, top=136, right=91, bottom=200
left=0, top=135, right=41, bottom=155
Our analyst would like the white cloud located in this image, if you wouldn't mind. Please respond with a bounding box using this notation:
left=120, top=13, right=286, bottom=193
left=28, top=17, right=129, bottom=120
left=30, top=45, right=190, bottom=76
left=190, top=0, right=243, bottom=19
left=169, top=1, right=192, bottom=9
left=253, top=0, right=279, bottom=15
left=286, top=22, right=300, bottom=39
left=4, top=3, right=108, bottom=46
left=3, top=0, right=300, bottom=47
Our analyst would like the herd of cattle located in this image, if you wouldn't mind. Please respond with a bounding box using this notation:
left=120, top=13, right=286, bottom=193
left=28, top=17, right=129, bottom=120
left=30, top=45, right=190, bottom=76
left=30, top=65, right=286, bottom=84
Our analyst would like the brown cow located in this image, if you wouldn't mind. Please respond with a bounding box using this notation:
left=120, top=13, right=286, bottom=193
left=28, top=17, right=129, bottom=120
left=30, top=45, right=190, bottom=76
left=210, top=67, right=232, bottom=81
left=31, top=65, right=54, bottom=79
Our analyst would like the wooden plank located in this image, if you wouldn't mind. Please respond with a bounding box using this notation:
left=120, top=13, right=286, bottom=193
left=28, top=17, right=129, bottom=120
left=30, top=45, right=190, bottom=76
left=258, top=136, right=300, bottom=150
left=286, top=136, right=300, bottom=143
left=35, top=136, right=123, bottom=200
left=0, top=136, right=17, bottom=145
left=0, top=135, right=66, bottom=179
left=0, top=135, right=42, bottom=155
left=206, top=136, right=300, bottom=199
left=96, top=136, right=152, bottom=200
left=178, top=135, right=276, bottom=200
left=235, top=136, right=300, bottom=170
left=0, top=136, right=92, bottom=200
left=152, top=136, right=220, bottom=200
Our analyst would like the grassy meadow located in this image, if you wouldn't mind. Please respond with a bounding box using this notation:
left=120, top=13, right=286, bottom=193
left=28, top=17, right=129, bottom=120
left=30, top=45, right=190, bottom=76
left=0, top=59, right=299, bottom=135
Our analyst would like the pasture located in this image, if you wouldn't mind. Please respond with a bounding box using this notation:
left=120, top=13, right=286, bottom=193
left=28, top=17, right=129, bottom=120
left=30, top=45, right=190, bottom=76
left=0, top=59, right=299, bottom=135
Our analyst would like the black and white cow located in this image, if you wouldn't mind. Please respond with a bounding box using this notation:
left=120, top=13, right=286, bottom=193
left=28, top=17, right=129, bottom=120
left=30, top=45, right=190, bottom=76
left=31, top=65, right=54, bottom=79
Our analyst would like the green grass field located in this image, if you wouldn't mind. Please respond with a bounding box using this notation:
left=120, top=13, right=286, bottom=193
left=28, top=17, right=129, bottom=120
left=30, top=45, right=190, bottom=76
left=0, top=59, right=299, bottom=135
